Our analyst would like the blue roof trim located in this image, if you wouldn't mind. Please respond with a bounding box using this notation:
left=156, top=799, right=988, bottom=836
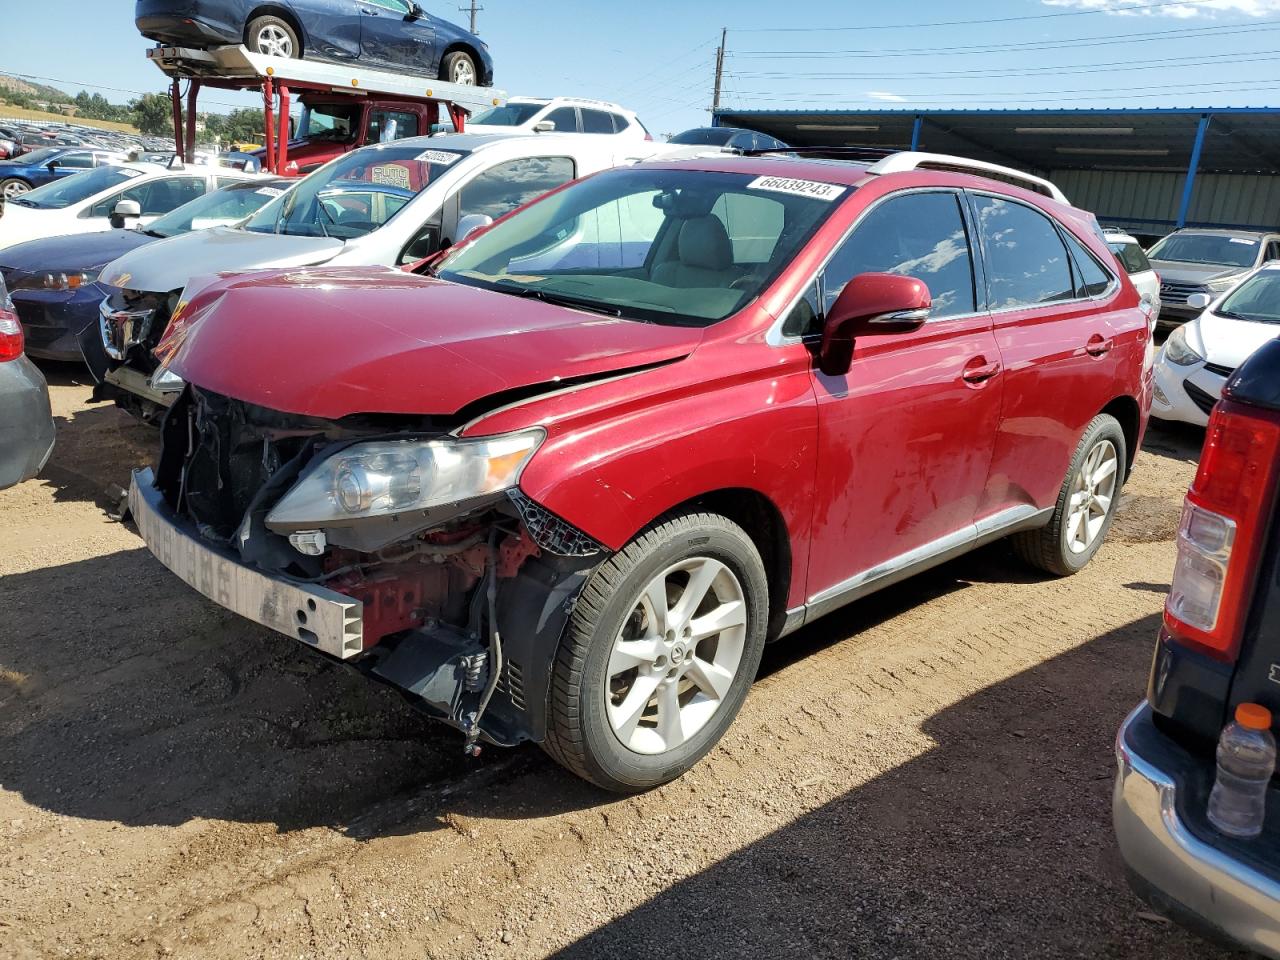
left=713, top=107, right=1280, bottom=117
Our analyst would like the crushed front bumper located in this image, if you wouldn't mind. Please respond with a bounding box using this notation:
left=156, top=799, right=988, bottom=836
left=1114, top=703, right=1280, bottom=957
left=130, top=468, right=364, bottom=659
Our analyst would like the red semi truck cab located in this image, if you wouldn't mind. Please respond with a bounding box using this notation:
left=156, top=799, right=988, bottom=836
left=264, top=95, right=450, bottom=176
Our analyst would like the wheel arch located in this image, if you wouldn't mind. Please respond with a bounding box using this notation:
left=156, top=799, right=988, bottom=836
left=647, top=487, right=794, bottom=643
left=440, top=41, right=485, bottom=79
left=1100, top=394, right=1141, bottom=480
left=246, top=4, right=306, bottom=54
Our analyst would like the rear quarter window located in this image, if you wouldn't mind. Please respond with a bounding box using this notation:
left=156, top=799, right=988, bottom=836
left=1108, top=241, right=1152, bottom=275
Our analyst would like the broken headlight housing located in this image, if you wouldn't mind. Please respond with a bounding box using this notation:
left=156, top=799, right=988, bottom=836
left=265, top=429, right=545, bottom=527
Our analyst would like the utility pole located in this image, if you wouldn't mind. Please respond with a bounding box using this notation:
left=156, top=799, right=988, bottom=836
left=712, top=27, right=727, bottom=114
left=459, top=0, right=483, bottom=34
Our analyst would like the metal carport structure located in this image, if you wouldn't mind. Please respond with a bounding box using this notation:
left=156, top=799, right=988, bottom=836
left=711, top=107, right=1280, bottom=237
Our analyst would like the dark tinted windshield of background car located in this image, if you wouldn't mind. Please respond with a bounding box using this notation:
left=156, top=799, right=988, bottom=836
left=669, top=128, right=738, bottom=146
left=470, top=103, right=545, bottom=127
left=1149, top=233, right=1260, bottom=268
left=1216, top=271, right=1280, bottom=324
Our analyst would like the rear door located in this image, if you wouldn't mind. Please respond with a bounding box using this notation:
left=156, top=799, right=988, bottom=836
left=804, top=188, right=1004, bottom=604
left=971, top=191, right=1132, bottom=519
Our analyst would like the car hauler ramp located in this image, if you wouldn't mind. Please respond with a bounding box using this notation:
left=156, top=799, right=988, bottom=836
left=147, top=44, right=507, bottom=174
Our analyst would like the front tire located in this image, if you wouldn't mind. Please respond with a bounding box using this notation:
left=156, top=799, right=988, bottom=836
left=246, top=16, right=300, bottom=59
left=542, top=512, right=769, bottom=792
left=0, top=178, right=30, bottom=200
left=441, top=50, right=479, bottom=86
left=1013, top=413, right=1126, bottom=576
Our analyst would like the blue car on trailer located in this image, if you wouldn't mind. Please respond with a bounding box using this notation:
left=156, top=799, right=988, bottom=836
left=0, top=148, right=128, bottom=202
left=135, top=0, right=494, bottom=86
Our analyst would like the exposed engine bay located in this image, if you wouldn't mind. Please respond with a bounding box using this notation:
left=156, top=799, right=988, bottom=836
left=150, top=387, right=606, bottom=749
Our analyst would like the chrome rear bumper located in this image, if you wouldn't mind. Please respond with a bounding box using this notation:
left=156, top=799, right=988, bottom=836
left=1114, top=703, right=1280, bottom=957
left=130, top=468, right=364, bottom=660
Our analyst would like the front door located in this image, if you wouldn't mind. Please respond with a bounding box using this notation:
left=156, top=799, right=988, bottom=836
left=358, top=0, right=433, bottom=69
left=805, top=189, right=1004, bottom=606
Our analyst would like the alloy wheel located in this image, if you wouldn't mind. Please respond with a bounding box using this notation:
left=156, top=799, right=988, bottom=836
left=255, top=25, right=294, bottom=58
left=2, top=180, right=29, bottom=200
left=605, top=557, right=747, bottom=756
left=452, top=58, right=476, bottom=85
left=1066, top=438, right=1118, bottom=554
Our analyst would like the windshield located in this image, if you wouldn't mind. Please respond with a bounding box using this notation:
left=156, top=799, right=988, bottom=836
left=11, top=147, right=62, bottom=166
left=12, top=166, right=142, bottom=210
left=244, top=144, right=467, bottom=239
left=439, top=167, right=844, bottom=327
left=1215, top=271, right=1280, bottom=324
left=670, top=128, right=737, bottom=146
left=470, top=103, right=545, bottom=127
left=146, top=181, right=288, bottom=238
left=299, top=102, right=360, bottom=143
left=1149, top=233, right=1261, bottom=269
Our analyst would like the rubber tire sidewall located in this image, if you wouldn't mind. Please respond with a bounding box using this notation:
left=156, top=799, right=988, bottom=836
left=441, top=51, right=478, bottom=85
left=1029, top=414, right=1127, bottom=576
left=1, top=178, right=30, bottom=198
left=550, top=514, right=768, bottom=793
left=246, top=16, right=300, bottom=58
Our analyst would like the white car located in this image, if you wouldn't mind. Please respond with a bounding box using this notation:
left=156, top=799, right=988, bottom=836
left=0, top=163, right=265, bottom=252
left=462, top=97, right=651, bottom=140
left=1152, top=263, right=1280, bottom=426
left=1105, top=230, right=1161, bottom=328
left=94, top=132, right=690, bottom=415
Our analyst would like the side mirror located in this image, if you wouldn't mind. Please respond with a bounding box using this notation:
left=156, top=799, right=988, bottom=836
left=407, top=1, right=425, bottom=17
left=1186, top=292, right=1213, bottom=310
left=456, top=213, right=493, bottom=241
left=818, top=272, right=931, bottom=376
left=46, top=160, right=59, bottom=171
left=109, top=198, right=142, bottom=229
left=533, top=120, right=556, bottom=133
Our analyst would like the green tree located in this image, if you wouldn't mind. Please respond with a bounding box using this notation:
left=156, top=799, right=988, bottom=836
left=130, top=93, right=174, bottom=137
left=220, top=108, right=267, bottom=144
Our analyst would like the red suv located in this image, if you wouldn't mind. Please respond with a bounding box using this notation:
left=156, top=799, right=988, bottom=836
left=129, top=152, right=1153, bottom=791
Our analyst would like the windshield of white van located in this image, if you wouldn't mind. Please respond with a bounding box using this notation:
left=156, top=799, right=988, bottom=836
left=244, top=145, right=469, bottom=240
left=439, top=167, right=843, bottom=327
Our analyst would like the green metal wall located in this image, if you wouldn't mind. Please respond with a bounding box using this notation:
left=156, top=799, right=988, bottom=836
left=1052, top=169, right=1280, bottom=235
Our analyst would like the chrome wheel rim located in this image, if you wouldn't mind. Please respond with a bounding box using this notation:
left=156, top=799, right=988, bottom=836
left=606, top=557, right=747, bottom=756
left=256, top=25, right=294, bottom=58
left=1066, top=439, right=1118, bottom=554
left=452, top=58, right=476, bottom=85
left=2, top=180, right=29, bottom=199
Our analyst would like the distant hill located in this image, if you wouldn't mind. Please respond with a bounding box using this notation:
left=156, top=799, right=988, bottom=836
left=0, top=74, right=74, bottom=106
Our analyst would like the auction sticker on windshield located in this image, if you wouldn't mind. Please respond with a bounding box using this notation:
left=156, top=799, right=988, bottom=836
left=415, top=150, right=462, bottom=166
left=747, top=176, right=846, bottom=202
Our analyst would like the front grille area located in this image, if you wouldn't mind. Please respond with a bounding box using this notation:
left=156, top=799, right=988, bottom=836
left=1204, top=362, right=1236, bottom=378
left=1160, top=280, right=1207, bottom=305
left=1183, top=379, right=1220, bottom=416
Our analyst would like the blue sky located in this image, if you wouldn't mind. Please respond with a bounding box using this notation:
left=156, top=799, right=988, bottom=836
left=3, top=0, right=1280, bottom=136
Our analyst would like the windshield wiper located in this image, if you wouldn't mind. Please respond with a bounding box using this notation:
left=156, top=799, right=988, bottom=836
left=490, top=280, right=624, bottom=317
left=142, top=228, right=167, bottom=239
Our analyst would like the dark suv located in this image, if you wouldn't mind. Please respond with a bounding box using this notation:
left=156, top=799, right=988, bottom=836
left=1115, top=338, right=1280, bottom=954
left=128, top=152, right=1152, bottom=791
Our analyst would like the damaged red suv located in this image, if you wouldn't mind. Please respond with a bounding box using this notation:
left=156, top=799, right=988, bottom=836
left=131, top=152, right=1153, bottom=791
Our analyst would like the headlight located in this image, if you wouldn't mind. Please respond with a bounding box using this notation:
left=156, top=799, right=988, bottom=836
left=1164, top=326, right=1205, bottom=366
left=1205, top=277, right=1237, bottom=293
left=266, top=430, right=545, bottom=527
left=42, top=270, right=99, bottom=291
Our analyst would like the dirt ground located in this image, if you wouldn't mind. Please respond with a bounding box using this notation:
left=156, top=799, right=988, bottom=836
left=0, top=365, right=1239, bottom=960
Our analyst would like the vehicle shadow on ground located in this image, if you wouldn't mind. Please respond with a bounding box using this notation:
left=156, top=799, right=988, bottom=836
left=35, top=392, right=158, bottom=510
left=0, top=536, right=1078, bottom=838
left=1142, top=419, right=1204, bottom=466
left=545, top=612, right=1234, bottom=960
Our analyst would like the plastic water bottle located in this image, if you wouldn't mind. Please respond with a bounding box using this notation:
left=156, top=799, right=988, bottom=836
left=1208, top=702, right=1276, bottom=839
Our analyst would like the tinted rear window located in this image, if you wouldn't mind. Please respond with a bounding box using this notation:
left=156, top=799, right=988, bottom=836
left=1108, top=241, right=1152, bottom=274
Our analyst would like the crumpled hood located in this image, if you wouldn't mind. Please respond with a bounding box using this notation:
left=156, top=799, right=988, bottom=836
left=1192, top=311, right=1280, bottom=368
left=162, top=266, right=703, bottom=419
left=0, top=227, right=154, bottom=274
left=100, top=226, right=344, bottom=294
left=1150, top=261, right=1250, bottom=285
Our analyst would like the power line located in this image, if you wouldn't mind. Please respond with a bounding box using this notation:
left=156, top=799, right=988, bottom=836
left=458, top=1, right=482, bottom=34
left=730, top=0, right=1247, bottom=33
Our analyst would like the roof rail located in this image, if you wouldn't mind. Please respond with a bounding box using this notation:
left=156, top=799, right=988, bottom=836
left=866, top=152, right=1069, bottom=204
left=740, top=145, right=896, bottom=160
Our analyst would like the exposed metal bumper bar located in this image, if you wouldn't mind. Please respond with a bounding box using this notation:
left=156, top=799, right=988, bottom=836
left=129, top=468, right=364, bottom=659
left=1113, top=702, right=1280, bottom=958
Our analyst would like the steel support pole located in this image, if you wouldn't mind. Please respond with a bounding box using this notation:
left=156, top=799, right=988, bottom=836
left=185, top=81, right=200, bottom=164
left=262, top=76, right=276, bottom=174
left=1178, top=113, right=1212, bottom=228
left=277, top=84, right=291, bottom=172
left=170, top=79, right=184, bottom=161
left=910, top=115, right=923, bottom=151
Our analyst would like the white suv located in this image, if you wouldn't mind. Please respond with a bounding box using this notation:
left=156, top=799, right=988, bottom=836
left=461, top=97, right=651, bottom=141
left=1104, top=229, right=1161, bottom=328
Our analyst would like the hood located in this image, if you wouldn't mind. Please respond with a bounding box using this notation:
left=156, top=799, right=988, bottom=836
left=0, top=203, right=52, bottom=252
left=1150, top=261, right=1249, bottom=284
left=0, top=227, right=154, bottom=273
left=163, top=267, right=703, bottom=420
left=1192, top=310, right=1280, bottom=368
left=100, top=226, right=344, bottom=293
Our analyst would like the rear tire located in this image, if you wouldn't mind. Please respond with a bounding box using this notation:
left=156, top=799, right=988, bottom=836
left=0, top=178, right=30, bottom=200
left=542, top=512, right=769, bottom=793
left=245, top=16, right=300, bottom=59
left=1013, top=413, right=1127, bottom=576
left=441, top=50, right=479, bottom=86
